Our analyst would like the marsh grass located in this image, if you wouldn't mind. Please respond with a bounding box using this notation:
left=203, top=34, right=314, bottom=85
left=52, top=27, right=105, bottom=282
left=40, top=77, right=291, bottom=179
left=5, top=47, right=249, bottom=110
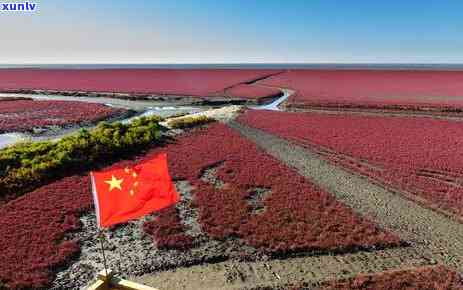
left=0, top=115, right=163, bottom=202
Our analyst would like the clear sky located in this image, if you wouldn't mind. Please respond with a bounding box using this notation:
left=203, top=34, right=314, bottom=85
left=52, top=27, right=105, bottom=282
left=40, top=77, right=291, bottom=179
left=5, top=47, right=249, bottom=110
left=1, top=0, right=463, bottom=63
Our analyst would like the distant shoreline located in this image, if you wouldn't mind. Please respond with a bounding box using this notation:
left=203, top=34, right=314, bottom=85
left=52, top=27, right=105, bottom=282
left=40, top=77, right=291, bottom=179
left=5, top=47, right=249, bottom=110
left=2, top=63, right=463, bottom=70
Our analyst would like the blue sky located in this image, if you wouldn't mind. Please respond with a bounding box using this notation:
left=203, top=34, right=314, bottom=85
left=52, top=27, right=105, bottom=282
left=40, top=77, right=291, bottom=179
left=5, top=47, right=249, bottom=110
left=1, top=0, right=463, bottom=63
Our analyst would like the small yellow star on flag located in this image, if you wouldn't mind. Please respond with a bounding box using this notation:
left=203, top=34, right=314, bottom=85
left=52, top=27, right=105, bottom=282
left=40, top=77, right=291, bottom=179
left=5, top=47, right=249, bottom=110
left=104, top=175, right=124, bottom=191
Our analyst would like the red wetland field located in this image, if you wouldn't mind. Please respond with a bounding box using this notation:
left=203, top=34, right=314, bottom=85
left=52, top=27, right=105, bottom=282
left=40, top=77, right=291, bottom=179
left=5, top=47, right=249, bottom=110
left=0, top=99, right=126, bottom=133
left=0, top=175, right=91, bottom=289
left=0, top=69, right=280, bottom=97
left=143, top=123, right=400, bottom=253
left=0, top=123, right=401, bottom=289
left=2, top=68, right=463, bottom=289
left=225, top=84, right=282, bottom=100
left=259, top=69, right=463, bottom=110
left=239, top=110, right=463, bottom=218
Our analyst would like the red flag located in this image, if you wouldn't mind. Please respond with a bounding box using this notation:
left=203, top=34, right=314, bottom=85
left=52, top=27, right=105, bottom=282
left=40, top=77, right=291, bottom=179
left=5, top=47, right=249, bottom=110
left=91, top=153, right=179, bottom=228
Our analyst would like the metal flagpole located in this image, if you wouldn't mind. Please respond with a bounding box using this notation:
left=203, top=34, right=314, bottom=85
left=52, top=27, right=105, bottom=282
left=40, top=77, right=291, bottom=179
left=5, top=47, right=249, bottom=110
left=91, top=172, right=110, bottom=279
left=98, top=230, right=109, bottom=277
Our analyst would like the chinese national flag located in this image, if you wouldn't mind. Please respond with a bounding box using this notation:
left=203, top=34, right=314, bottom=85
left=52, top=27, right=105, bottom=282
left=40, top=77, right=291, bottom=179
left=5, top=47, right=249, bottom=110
left=90, top=153, right=179, bottom=228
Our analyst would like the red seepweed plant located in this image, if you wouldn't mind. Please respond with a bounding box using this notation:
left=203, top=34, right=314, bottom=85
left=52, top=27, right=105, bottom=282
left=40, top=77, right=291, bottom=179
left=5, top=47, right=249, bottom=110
left=0, top=175, right=92, bottom=289
left=143, top=123, right=401, bottom=253
left=0, top=122, right=401, bottom=289
left=0, top=69, right=279, bottom=97
left=0, top=100, right=126, bottom=133
left=259, top=70, right=463, bottom=111
left=225, top=84, right=282, bottom=100
left=238, top=110, right=463, bottom=218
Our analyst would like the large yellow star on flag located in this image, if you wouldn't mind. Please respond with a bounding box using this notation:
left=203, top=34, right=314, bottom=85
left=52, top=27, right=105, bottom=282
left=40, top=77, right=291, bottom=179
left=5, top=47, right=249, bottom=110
left=104, top=175, right=124, bottom=191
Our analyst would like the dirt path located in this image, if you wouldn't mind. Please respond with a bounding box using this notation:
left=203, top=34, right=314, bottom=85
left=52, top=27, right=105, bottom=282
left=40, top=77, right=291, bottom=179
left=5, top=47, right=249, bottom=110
left=134, top=246, right=426, bottom=290
left=228, top=121, right=463, bottom=272
left=288, top=106, right=463, bottom=122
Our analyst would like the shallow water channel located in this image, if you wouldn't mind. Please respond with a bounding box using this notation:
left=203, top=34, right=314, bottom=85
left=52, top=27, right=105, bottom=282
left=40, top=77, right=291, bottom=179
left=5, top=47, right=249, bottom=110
left=0, top=89, right=287, bottom=148
left=249, top=88, right=292, bottom=110
left=0, top=93, right=205, bottom=148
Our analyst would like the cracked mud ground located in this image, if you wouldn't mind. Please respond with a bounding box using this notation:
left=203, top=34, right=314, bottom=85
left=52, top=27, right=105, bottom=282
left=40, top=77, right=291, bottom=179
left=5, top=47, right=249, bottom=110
left=129, top=119, right=463, bottom=290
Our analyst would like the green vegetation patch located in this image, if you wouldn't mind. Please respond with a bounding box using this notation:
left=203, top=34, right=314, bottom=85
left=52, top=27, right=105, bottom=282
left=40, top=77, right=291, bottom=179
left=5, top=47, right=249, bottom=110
left=168, top=115, right=215, bottom=129
left=0, top=115, right=163, bottom=202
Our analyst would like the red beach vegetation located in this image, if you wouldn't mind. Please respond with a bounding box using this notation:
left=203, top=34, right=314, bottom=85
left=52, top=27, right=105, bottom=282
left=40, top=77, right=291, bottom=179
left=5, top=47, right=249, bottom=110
left=143, top=123, right=401, bottom=253
left=0, top=69, right=280, bottom=97
left=259, top=70, right=463, bottom=111
left=0, top=99, right=126, bottom=133
left=239, top=110, right=463, bottom=218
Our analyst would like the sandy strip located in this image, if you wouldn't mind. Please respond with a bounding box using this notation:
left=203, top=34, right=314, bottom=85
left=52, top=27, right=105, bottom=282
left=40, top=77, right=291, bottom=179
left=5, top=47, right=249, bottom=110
left=133, top=246, right=425, bottom=290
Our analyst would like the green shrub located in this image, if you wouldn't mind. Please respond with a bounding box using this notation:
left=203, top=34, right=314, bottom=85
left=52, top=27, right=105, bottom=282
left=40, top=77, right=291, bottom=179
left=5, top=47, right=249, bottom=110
left=0, top=116, right=162, bottom=201
left=168, top=115, right=214, bottom=129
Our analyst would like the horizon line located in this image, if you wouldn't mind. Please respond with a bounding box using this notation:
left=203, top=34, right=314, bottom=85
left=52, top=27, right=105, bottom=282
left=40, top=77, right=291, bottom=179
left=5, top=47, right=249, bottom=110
left=2, top=61, right=463, bottom=65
